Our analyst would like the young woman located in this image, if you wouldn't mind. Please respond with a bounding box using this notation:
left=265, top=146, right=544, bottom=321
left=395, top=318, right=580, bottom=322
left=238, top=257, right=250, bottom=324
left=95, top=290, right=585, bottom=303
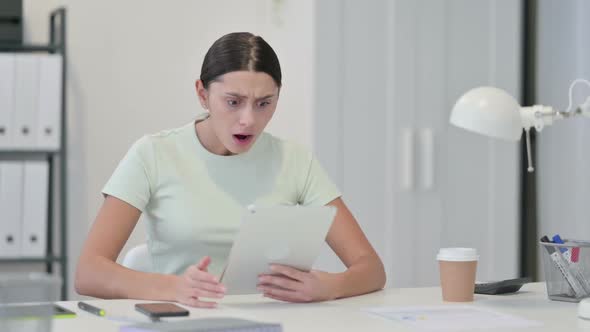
left=75, top=32, right=386, bottom=308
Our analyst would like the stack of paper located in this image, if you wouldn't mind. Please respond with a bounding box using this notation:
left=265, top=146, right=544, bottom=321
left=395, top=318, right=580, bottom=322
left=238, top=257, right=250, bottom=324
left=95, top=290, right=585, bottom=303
left=363, top=306, right=542, bottom=331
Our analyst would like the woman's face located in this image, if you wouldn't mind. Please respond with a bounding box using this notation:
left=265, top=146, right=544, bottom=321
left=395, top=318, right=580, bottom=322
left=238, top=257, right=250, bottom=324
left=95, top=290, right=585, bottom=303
left=197, top=71, right=279, bottom=155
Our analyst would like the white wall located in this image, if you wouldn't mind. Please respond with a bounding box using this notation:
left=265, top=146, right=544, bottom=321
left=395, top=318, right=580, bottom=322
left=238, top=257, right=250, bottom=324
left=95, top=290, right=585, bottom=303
left=19, top=0, right=529, bottom=298
left=537, top=0, right=590, bottom=277
left=23, top=0, right=315, bottom=299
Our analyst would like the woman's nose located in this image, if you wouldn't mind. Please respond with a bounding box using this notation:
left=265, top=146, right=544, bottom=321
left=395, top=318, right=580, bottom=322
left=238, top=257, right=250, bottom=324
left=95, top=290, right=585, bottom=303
left=239, top=108, right=255, bottom=127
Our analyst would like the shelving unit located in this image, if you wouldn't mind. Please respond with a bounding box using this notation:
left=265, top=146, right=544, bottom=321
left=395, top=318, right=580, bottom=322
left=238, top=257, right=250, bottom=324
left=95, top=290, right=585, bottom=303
left=0, top=7, right=68, bottom=300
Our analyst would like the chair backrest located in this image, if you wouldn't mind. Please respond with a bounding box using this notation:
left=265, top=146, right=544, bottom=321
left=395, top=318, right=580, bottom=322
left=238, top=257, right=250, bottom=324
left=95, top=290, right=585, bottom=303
left=121, top=243, right=152, bottom=273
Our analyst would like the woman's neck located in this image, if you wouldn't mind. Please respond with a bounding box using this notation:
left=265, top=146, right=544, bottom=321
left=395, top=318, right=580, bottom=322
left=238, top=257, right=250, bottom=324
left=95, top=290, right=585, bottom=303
left=194, top=118, right=234, bottom=156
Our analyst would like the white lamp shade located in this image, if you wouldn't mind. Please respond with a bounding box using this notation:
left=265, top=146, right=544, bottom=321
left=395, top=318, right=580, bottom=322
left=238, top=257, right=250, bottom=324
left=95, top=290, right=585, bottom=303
left=450, top=86, right=523, bottom=141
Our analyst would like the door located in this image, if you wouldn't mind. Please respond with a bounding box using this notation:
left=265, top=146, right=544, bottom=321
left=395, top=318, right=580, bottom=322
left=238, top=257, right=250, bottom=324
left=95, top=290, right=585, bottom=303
left=314, top=0, right=521, bottom=287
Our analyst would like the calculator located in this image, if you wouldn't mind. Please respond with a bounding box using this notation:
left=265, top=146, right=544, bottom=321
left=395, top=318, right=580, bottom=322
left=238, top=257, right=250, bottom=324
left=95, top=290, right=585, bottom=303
left=474, top=277, right=532, bottom=295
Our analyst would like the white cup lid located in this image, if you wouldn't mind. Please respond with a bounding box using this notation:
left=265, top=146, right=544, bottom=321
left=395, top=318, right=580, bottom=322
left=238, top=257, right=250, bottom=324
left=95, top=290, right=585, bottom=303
left=437, top=248, right=479, bottom=261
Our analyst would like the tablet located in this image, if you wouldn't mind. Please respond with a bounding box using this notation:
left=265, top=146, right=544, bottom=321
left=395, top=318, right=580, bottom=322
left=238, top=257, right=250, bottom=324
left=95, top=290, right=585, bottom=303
left=220, top=205, right=337, bottom=295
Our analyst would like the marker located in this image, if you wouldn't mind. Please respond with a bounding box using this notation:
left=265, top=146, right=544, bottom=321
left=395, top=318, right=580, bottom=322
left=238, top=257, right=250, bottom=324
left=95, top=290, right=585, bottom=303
left=552, top=234, right=569, bottom=255
left=572, top=247, right=580, bottom=263
left=78, top=302, right=105, bottom=317
left=553, top=234, right=581, bottom=263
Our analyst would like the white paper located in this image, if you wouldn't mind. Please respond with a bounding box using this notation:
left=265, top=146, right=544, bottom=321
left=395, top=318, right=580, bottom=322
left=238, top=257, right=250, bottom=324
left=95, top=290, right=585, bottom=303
left=363, top=306, right=542, bottom=331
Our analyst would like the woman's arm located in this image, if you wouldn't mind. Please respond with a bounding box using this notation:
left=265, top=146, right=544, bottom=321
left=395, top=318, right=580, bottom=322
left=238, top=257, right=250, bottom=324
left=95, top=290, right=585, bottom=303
left=257, top=197, right=386, bottom=302
left=75, top=196, right=225, bottom=307
left=323, top=197, right=386, bottom=298
left=75, top=195, right=176, bottom=300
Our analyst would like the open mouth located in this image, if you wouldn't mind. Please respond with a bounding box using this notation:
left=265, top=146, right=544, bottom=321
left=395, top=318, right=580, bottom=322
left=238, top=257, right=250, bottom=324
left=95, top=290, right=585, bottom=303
left=233, top=134, right=253, bottom=144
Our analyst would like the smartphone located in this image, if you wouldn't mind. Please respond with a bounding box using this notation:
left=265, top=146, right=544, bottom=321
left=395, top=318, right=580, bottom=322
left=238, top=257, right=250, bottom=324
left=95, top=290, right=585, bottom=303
left=134, top=303, right=189, bottom=318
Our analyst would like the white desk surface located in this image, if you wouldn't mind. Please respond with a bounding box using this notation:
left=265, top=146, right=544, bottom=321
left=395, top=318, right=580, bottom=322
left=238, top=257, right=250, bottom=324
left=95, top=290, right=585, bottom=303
left=52, top=282, right=590, bottom=331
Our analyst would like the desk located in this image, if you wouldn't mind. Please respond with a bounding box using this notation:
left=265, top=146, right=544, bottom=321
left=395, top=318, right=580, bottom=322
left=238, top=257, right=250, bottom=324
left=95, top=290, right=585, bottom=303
left=51, top=282, right=589, bottom=331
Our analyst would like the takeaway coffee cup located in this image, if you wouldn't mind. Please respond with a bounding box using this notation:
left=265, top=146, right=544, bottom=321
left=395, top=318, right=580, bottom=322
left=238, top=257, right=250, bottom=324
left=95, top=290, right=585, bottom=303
left=437, top=248, right=478, bottom=302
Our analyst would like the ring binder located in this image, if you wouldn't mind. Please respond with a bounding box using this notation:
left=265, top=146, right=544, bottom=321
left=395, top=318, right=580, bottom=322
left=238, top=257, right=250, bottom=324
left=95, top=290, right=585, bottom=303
left=0, top=7, right=68, bottom=300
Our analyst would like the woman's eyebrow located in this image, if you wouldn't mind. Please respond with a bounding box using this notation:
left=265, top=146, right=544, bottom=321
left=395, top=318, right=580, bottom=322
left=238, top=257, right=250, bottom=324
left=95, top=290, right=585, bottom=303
left=224, top=92, right=245, bottom=98
left=256, top=94, right=275, bottom=101
left=224, top=92, right=275, bottom=100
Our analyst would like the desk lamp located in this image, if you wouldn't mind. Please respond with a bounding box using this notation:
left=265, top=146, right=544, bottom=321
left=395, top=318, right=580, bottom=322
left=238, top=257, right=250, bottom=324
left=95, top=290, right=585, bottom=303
left=449, top=79, right=590, bottom=172
left=449, top=80, right=590, bottom=316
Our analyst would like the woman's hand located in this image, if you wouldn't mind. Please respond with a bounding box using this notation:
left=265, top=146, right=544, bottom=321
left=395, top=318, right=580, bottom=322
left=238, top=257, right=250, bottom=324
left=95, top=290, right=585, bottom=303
left=257, top=264, right=340, bottom=302
left=175, top=256, right=226, bottom=308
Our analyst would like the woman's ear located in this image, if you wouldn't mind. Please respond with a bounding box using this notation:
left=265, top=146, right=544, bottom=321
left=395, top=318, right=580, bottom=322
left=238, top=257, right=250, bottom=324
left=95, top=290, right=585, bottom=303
left=195, top=80, right=209, bottom=109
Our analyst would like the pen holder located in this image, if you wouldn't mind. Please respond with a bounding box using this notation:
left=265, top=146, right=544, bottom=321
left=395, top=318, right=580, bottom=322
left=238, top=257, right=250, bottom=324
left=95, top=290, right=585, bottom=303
left=540, top=239, right=590, bottom=302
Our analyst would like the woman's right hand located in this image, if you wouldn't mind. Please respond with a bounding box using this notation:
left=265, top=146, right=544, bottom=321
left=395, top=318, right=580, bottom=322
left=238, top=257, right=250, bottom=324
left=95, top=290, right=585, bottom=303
left=175, top=256, right=226, bottom=308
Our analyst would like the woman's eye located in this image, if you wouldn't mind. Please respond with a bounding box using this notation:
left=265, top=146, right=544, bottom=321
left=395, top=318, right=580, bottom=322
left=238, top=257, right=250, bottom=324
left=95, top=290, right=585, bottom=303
left=258, top=101, right=270, bottom=108
left=227, top=99, right=239, bottom=107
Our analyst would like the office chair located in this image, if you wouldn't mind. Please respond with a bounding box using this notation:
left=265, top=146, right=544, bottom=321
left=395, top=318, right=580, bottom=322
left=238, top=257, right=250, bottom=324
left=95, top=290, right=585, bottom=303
left=121, top=243, right=153, bottom=273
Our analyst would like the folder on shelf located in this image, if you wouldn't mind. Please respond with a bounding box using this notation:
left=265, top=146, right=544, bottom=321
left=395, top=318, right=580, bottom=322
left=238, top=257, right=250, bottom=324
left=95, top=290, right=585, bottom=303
left=20, top=159, right=49, bottom=257
left=13, top=54, right=40, bottom=149
left=36, top=54, right=62, bottom=151
left=0, top=53, right=15, bottom=149
left=0, top=161, right=24, bottom=258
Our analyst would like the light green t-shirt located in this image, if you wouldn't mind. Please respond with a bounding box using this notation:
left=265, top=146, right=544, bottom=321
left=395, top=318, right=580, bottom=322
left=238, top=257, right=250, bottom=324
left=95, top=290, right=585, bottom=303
left=102, top=116, right=341, bottom=277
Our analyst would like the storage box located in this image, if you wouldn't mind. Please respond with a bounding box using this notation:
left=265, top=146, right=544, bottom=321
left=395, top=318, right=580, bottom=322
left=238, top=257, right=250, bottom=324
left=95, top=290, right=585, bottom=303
left=0, top=0, right=21, bottom=17
left=0, top=273, right=61, bottom=332
left=0, top=272, right=61, bottom=303
left=0, top=0, right=22, bottom=43
left=0, top=22, right=22, bottom=43
left=540, top=239, right=590, bottom=302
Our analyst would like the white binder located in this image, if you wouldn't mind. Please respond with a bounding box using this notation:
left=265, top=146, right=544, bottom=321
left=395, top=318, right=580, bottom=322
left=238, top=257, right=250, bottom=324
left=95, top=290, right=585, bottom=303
left=36, top=55, right=62, bottom=150
left=0, top=161, right=24, bottom=258
left=13, top=54, right=40, bottom=149
left=0, top=53, right=16, bottom=149
left=20, top=159, right=49, bottom=257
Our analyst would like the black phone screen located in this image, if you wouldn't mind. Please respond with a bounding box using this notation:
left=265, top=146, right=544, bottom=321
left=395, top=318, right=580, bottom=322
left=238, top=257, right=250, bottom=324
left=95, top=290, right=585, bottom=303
left=134, top=303, right=189, bottom=318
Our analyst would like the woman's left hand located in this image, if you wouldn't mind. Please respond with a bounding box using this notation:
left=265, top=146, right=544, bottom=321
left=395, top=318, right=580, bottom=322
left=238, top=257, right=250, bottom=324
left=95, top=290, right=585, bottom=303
left=257, top=264, right=339, bottom=302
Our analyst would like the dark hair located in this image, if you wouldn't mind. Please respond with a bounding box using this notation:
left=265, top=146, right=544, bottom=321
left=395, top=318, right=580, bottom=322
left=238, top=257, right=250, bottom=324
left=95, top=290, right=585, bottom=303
left=200, top=32, right=282, bottom=89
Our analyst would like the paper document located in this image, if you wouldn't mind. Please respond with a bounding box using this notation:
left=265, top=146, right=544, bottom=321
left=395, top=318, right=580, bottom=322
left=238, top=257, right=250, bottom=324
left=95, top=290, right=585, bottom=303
left=363, top=306, right=541, bottom=331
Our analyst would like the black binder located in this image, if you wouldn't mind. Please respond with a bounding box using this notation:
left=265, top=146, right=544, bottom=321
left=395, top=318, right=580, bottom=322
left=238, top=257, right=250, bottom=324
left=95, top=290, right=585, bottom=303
left=0, top=0, right=22, bottom=44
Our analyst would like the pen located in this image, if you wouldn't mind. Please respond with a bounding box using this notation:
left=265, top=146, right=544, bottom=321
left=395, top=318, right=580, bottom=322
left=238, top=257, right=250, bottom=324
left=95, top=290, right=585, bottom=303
left=78, top=301, right=105, bottom=317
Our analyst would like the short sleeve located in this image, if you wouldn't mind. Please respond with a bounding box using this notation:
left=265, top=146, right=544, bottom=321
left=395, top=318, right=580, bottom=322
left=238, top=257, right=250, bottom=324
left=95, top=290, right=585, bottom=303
left=298, top=156, right=342, bottom=206
left=102, top=136, right=156, bottom=212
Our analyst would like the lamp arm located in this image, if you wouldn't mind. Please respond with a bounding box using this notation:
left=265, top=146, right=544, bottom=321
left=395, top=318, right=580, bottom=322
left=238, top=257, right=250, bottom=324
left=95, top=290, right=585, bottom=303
left=576, top=95, right=590, bottom=118
left=524, top=128, right=534, bottom=172
left=564, top=79, right=590, bottom=114
left=517, top=79, right=590, bottom=173
left=520, top=106, right=558, bottom=173
left=520, top=78, right=590, bottom=132
left=520, top=105, right=556, bottom=132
